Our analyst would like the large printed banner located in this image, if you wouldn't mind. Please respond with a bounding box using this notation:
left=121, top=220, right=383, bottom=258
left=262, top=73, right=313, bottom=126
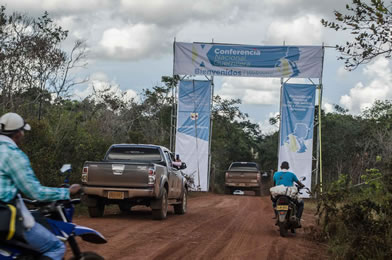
left=174, top=42, right=323, bottom=78
left=278, top=83, right=316, bottom=197
left=175, top=80, right=212, bottom=191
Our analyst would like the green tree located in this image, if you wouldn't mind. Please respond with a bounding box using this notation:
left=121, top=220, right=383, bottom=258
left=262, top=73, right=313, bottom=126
left=321, top=0, right=392, bottom=70
left=0, top=6, right=87, bottom=118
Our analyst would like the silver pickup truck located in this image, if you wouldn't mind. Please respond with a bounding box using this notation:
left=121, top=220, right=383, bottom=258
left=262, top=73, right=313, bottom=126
left=81, top=144, right=188, bottom=220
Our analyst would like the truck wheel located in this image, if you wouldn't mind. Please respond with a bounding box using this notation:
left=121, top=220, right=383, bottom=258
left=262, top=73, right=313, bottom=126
left=88, top=200, right=105, bottom=218
left=225, top=186, right=231, bottom=195
left=152, top=187, right=168, bottom=220
left=174, top=189, right=187, bottom=215
left=255, top=189, right=261, bottom=196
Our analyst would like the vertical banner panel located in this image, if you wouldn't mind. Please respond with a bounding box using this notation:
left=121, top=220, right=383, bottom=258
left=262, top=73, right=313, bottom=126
left=175, top=80, right=212, bottom=191
left=278, top=83, right=316, bottom=197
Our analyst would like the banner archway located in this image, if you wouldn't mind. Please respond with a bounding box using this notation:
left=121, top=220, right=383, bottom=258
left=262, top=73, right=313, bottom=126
left=172, top=41, right=325, bottom=194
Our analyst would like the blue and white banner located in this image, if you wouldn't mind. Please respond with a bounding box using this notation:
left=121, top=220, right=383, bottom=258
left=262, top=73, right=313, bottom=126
left=174, top=42, right=323, bottom=78
left=278, top=84, right=316, bottom=196
left=175, top=80, right=212, bottom=191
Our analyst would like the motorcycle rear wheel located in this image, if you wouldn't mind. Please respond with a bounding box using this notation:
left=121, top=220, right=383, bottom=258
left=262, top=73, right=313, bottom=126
left=278, top=222, right=287, bottom=237
left=69, top=251, right=104, bottom=260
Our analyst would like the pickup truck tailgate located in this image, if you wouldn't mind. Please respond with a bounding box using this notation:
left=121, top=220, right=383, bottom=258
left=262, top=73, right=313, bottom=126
left=86, top=162, right=151, bottom=188
left=226, top=171, right=260, bottom=183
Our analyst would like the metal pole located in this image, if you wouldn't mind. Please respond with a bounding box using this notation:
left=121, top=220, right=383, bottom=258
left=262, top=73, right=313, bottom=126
left=192, top=80, right=201, bottom=191
left=277, top=77, right=283, bottom=168
left=170, top=38, right=176, bottom=151
left=318, top=44, right=325, bottom=194
left=318, top=86, right=323, bottom=194
left=207, top=78, right=214, bottom=191
left=277, top=41, right=286, bottom=169
left=314, top=87, right=320, bottom=198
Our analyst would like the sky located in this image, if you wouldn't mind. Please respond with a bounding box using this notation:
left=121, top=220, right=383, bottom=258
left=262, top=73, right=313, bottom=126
left=2, top=0, right=392, bottom=134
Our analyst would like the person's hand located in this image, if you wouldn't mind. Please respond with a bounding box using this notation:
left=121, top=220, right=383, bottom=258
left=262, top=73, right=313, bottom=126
left=69, top=184, right=82, bottom=195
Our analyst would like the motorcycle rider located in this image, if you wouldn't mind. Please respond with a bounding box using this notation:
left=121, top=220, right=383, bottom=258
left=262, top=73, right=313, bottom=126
left=0, top=112, right=81, bottom=260
left=272, top=161, right=305, bottom=224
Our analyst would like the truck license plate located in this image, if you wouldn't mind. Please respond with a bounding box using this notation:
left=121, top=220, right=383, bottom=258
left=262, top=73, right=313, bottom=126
left=108, top=191, right=124, bottom=200
left=239, top=183, right=245, bottom=186
left=277, top=205, right=288, bottom=210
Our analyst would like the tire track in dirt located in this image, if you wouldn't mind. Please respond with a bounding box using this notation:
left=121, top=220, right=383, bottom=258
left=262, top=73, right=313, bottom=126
left=72, top=194, right=327, bottom=260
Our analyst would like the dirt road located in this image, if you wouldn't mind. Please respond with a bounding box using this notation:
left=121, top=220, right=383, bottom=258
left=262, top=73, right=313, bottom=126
left=73, top=193, right=327, bottom=260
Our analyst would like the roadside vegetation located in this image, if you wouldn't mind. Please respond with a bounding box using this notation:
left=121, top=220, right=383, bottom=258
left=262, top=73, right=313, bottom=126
left=319, top=0, right=392, bottom=258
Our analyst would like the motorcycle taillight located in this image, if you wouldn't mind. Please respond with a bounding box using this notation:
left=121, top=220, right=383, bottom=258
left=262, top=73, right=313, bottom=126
left=278, top=197, right=289, bottom=205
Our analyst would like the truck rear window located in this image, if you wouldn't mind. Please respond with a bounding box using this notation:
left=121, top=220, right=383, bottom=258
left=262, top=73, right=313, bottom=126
left=106, top=147, right=162, bottom=162
left=229, top=162, right=259, bottom=171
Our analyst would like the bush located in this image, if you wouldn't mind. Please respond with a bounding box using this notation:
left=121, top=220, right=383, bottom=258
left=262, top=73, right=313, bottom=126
left=317, top=170, right=392, bottom=259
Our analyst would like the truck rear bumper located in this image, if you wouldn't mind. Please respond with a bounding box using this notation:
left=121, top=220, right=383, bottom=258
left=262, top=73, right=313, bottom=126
left=83, top=186, right=155, bottom=199
left=225, top=183, right=260, bottom=188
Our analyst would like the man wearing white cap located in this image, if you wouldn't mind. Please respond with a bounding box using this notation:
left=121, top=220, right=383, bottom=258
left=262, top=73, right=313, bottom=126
left=0, top=112, right=81, bottom=260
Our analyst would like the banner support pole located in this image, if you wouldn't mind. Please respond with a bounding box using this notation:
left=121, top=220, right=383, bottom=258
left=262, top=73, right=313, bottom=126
left=277, top=40, right=285, bottom=170
left=207, top=77, right=214, bottom=191
left=318, top=43, right=325, bottom=195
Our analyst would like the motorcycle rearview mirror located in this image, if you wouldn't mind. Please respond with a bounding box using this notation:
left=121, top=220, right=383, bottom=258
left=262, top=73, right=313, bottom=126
left=180, top=162, right=187, bottom=170
left=60, top=164, right=72, bottom=174
left=300, top=176, right=306, bottom=181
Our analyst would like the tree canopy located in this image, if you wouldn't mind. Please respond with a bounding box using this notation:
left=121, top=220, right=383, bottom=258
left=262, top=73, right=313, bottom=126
left=322, top=0, right=392, bottom=70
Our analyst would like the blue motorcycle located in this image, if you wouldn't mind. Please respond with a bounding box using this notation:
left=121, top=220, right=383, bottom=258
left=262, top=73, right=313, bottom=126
left=0, top=165, right=107, bottom=260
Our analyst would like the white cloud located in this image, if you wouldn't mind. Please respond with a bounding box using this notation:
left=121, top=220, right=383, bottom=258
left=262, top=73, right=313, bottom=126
left=266, top=15, right=323, bottom=45
left=258, top=111, right=279, bottom=134
left=73, top=72, right=138, bottom=103
left=218, top=78, right=281, bottom=105
left=337, top=66, right=349, bottom=78
left=96, top=23, right=173, bottom=60
left=339, top=57, right=392, bottom=114
left=3, top=0, right=113, bottom=15
left=119, top=0, right=252, bottom=26
left=323, top=102, right=334, bottom=114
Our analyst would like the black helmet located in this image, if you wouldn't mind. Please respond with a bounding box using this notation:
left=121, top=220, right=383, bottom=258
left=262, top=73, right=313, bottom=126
left=280, top=161, right=289, bottom=170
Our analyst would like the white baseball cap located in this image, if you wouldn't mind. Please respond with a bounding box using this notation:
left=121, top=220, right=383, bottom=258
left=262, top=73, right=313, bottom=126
left=0, top=113, right=31, bottom=133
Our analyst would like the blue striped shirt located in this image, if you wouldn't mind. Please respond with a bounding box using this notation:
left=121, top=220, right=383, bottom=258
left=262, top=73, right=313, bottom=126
left=0, top=135, right=69, bottom=203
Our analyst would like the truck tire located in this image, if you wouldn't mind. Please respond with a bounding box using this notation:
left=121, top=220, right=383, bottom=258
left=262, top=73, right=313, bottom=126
left=174, top=189, right=187, bottom=215
left=88, top=200, right=105, bottom=218
left=225, top=186, right=231, bottom=195
left=152, top=187, right=168, bottom=220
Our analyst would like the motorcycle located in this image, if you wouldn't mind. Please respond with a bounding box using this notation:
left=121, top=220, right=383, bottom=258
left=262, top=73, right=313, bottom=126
left=273, top=178, right=311, bottom=237
left=0, top=164, right=107, bottom=260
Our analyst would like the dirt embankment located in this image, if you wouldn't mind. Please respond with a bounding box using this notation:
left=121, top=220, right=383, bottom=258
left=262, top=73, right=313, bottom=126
left=72, top=193, right=327, bottom=260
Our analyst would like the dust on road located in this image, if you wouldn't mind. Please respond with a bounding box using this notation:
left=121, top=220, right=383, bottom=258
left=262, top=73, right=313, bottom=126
left=72, top=193, right=327, bottom=260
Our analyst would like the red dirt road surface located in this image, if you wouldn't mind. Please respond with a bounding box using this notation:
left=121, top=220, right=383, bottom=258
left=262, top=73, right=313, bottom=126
left=72, top=193, right=327, bottom=260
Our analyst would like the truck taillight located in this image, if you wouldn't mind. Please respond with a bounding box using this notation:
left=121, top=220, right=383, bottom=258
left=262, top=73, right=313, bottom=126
left=148, top=167, right=156, bottom=185
left=148, top=168, right=156, bottom=176
left=82, top=166, right=88, bottom=183
left=225, top=172, right=228, bottom=179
